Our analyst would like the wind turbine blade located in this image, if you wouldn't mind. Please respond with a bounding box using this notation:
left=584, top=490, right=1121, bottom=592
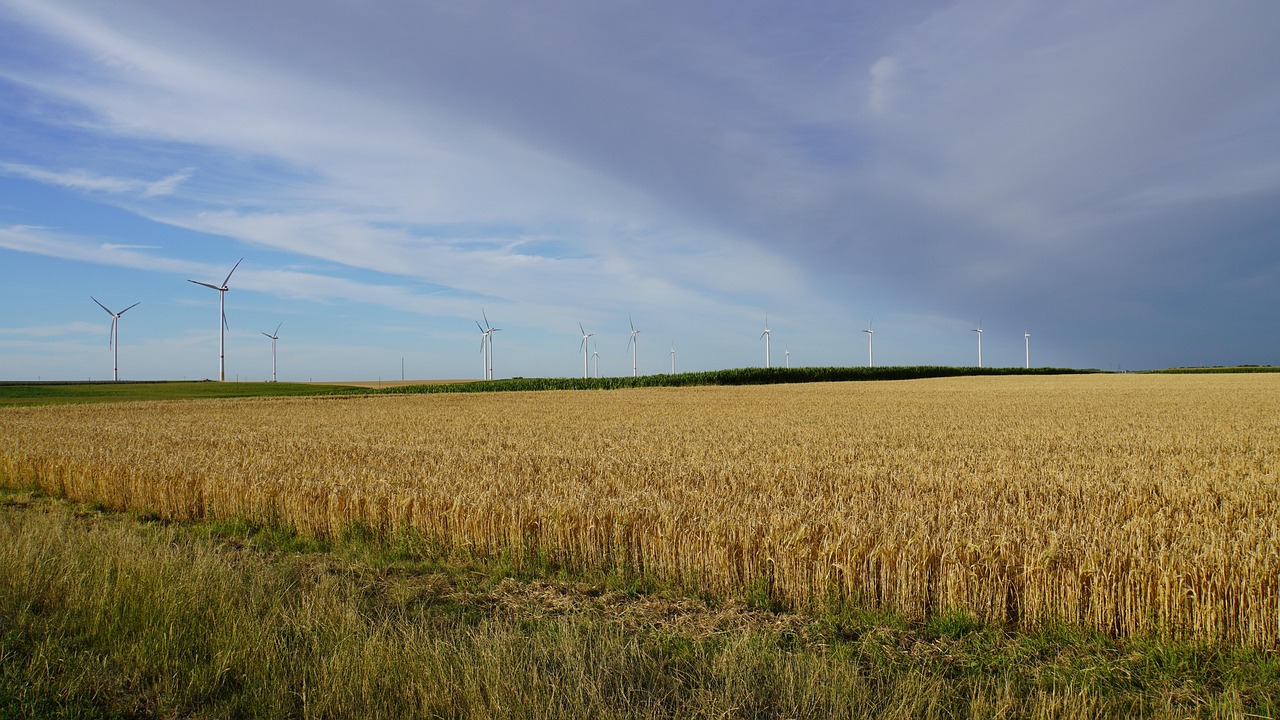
left=262, top=332, right=273, bottom=339
left=482, top=309, right=491, bottom=331
left=119, top=301, right=140, bottom=315
left=579, top=322, right=587, bottom=336
left=477, top=320, right=486, bottom=333
left=274, top=322, right=282, bottom=337
left=222, top=308, right=229, bottom=331
left=91, top=296, right=113, bottom=315
left=629, top=314, right=635, bottom=332
left=222, top=258, right=244, bottom=287
left=188, top=279, right=220, bottom=290
left=109, top=317, right=116, bottom=348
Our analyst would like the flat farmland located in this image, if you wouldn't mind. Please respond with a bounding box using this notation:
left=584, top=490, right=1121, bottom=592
left=3, top=373, right=1277, bottom=646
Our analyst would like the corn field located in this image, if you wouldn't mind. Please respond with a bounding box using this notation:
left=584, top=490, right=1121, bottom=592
left=2, top=374, right=1278, bottom=646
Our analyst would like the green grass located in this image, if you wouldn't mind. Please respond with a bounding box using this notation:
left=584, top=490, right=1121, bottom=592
left=2, top=489, right=1276, bottom=719
left=0, top=381, right=372, bottom=406
left=0, top=367, right=1100, bottom=406
left=383, top=365, right=1102, bottom=395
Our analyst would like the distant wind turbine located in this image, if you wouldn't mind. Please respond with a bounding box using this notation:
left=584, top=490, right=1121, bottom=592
left=863, top=319, right=874, bottom=368
left=91, top=296, right=139, bottom=382
left=670, top=341, right=676, bottom=374
left=628, top=315, right=641, bottom=377
left=972, top=319, right=983, bottom=368
left=482, top=309, right=500, bottom=380
left=785, top=344, right=790, bottom=369
left=579, top=323, right=594, bottom=379
left=760, top=315, right=772, bottom=368
left=592, top=342, right=601, bottom=378
left=1025, top=330, right=1031, bottom=369
left=187, top=258, right=242, bottom=382
left=261, top=322, right=281, bottom=382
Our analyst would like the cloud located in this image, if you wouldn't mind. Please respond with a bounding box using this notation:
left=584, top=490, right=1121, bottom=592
left=867, top=56, right=898, bottom=114
left=0, top=161, right=192, bottom=197
left=101, top=243, right=160, bottom=251
left=1, top=0, right=1278, bottom=373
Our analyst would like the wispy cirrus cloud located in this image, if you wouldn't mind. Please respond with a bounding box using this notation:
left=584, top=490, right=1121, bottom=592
left=0, top=161, right=192, bottom=197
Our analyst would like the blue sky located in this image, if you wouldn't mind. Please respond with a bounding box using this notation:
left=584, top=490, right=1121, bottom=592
left=2, top=0, right=1278, bottom=381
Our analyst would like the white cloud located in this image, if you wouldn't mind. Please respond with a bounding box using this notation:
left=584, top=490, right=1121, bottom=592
left=868, top=56, right=898, bottom=115
left=0, top=161, right=191, bottom=197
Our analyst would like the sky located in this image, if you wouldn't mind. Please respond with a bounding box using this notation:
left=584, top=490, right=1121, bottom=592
left=2, top=0, right=1278, bottom=382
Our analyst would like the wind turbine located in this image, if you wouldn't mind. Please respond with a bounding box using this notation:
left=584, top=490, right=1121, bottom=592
left=188, top=258, right=243, bottom=381
left=579, top=323, right=594, bottom=379
left=261, top=322, right=281, bottom=382
left=91, top=297, right=139, bottom=382
left=785, top=344, right=790, bottom=369
left=760, top=315, right=772, bottom=368
left=481, top=309, right=500, bottom=380
left=592, top=342, right=601, bottom=378
left=670, top=341, right=676, bottom=374
left=628, top=315, right=641, bottom=377
left=863, top=319, right=874, bottom=368
left=1025, top=330, right=1031, bottom=369
left=972, top=319, right=983, bottom=368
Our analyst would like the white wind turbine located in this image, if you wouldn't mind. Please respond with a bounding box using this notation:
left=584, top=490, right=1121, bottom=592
left=481, top=309, right=500, bottom=380
left=760, top=315, right=772, bottom=368
left=1025, top=330, right=1031, bottom=369
left=863, top=319, right=874, bottom=368
left=261, top=322, right=281, bottom=382
left=188, top=258, right=242, bottom=382
left=579, top=323, right=594, bottom=379
left=628, top=315, right=641, bottom=377
left=91, top=297, right=139, bottom=382
left=785, top=344, right=790, bottom=369
left=670, top=341, right=676, bottom=374
left=972, top=319, right=983, bottom=368
left=592, top=342, right=601, bottom=378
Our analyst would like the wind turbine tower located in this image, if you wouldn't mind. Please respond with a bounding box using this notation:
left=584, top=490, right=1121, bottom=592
left=628, top=315, right=641, bottom=377
left=592, top=342, right=601, bottom=378
left=1025, top=330, right=1031, bottom=369
left=579, top=323, right=594, bottom=379
left=91, top=297, right=139, bottom=382
left=760, top=315, right=772, bottom=368
left=785, top=344, right=790, bottom=369
left=972, top=320, right=983, bottom=368
left=670, top=341, right=676, bottom=374
left=864, top=320, right=874, bottom=368
left=188, top=258, right=242, bottom=381
left=482, top=309, right=500, bottom=380
left=261, top=322, right=281, bottom=382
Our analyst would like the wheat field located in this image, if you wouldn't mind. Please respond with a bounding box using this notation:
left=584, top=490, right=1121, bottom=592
left=2, top=374, right=1277, bottom=646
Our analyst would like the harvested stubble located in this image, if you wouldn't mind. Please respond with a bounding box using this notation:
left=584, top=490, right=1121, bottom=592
left=2, top=374, right=1278, bottom=646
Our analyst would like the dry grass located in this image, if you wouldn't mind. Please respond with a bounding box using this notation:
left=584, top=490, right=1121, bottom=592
left=3, top=374, right=1278, bottom=646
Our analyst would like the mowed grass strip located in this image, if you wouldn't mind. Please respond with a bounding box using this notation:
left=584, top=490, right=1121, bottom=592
left=2, top=374, right=1278, bottom=646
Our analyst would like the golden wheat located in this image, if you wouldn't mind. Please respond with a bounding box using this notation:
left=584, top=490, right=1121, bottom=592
left=2, top=374, right=1278, bottom=645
